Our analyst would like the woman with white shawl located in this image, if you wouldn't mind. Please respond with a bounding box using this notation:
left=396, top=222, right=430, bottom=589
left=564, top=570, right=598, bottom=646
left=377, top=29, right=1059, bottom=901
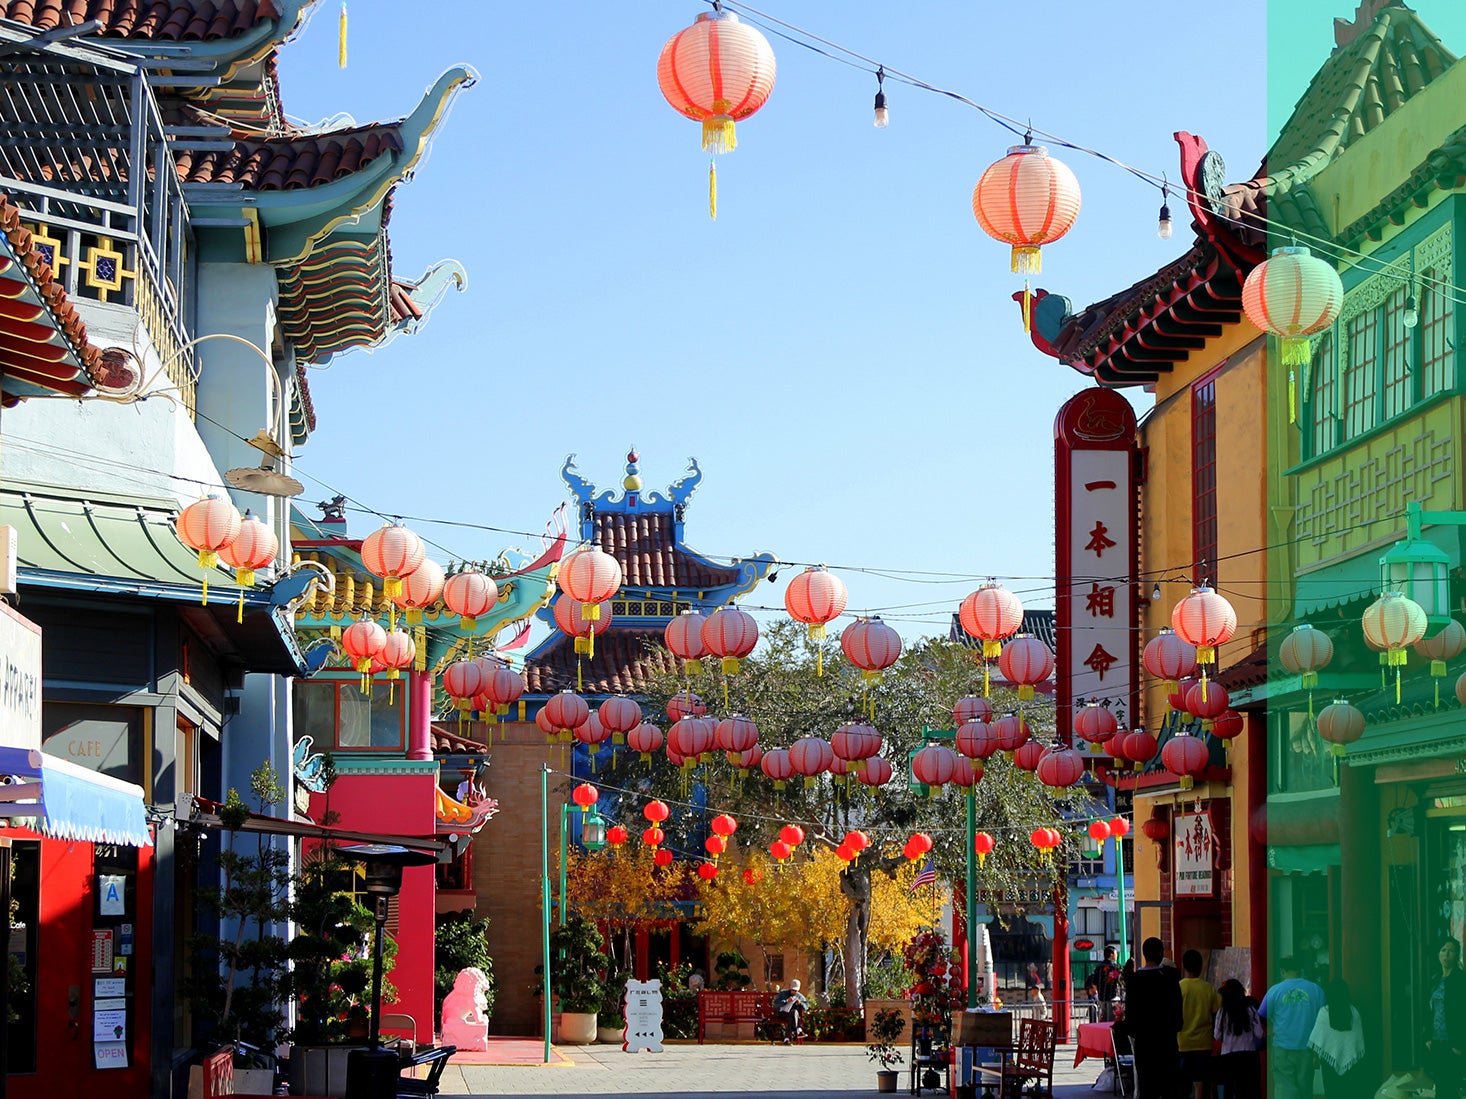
left=1309, top=979, right=1366, bottom=1099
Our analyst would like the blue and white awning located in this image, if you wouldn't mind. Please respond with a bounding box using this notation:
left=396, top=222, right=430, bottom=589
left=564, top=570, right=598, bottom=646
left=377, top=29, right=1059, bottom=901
left=0, top=747, right=151, bottom=847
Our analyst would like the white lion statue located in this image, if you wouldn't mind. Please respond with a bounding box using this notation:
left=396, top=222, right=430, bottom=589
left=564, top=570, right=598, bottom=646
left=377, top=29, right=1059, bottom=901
left=441, top=967, right=491, bottom=1052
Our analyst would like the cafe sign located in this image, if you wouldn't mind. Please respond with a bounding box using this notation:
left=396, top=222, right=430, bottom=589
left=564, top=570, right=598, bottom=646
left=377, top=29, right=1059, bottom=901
left=1174, top=811, right=1215, bottom=897
left=0, top=603, right=40, bottom=751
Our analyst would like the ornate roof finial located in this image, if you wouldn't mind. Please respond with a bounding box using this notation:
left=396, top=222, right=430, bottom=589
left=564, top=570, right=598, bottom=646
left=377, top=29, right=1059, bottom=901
left=623, top=446, right=643, bottom=493
left=1335, top=0, right=1401, bottom=48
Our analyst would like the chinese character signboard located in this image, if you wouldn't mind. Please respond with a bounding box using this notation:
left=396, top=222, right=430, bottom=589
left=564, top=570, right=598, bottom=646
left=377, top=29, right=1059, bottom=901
left=1055, top=388, right=1138, bottom=752
left=1173, top=811, right=1215, bottom=896
left=0, top=602, right=40, bottom=751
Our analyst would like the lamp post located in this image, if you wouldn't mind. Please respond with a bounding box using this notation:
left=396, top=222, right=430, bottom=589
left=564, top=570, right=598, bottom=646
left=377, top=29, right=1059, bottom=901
left=558, top=800, right=606, bottom=927
left=1109, top=818, right=1131, bottom=965
left=339, top=843, right=437, bottom=1099
left=965, top=787, right=980, bottom=1009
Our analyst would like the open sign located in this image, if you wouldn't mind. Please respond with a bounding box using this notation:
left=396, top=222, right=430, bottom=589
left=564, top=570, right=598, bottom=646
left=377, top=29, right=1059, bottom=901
left=1074, top=938, right=1096, bottom=950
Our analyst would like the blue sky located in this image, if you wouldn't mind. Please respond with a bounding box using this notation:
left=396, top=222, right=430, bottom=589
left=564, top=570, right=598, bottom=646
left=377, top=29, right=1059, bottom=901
left=273, top=1, right=1465, bottom=644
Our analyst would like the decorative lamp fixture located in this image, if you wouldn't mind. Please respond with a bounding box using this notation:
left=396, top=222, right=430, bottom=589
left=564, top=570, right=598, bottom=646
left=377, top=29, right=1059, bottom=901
left=360, top=522, right=426, bottom=609
left=959, top=582, right=1025, bottom=694
left=715, top=714, right=759, bottom=762
left=1416, top=620, right=1466, bottom=707
left=1361, top=592, right=1428, bottom=701
left=1240, top=245, right=1344, bottom=421
left=998, top=635, right=1055, bottom=700
left=872, top=67, right=889, bottom=128
left=1278, top=623, right=1333, bottom=717
left=1171, top=585, right=1237, bottom=698
left=973, top=831, right=995, bottom=868
left=1073, top=703, right=1119, bottom=746
left=557, top=548, right=623, bottom=619
left=443, top=569, right=498, bottom=631
left=657, top=7, right=777, bottom=219
left=702, top=605, right=759, bottom=675
left=954, top=695, right=994, bottom=726
left=840, top=616, right=903, bottom=685
left=857, top=755, right=893, bottom=789
left=544, top=690, right=590, bottom=743
left=1381, top=535, right=1451, bottom=625
left=667, top=690, right=708, bottom=721
left=581, top=809, right=608, bottom=852
left=760, top=747, right=794, bottom=790
left=1160, top=733, right=1210, bottom=789
left=341, top=618, right=387, bottom=693
left=1157, top=185, right=1173, bottom=240
left=1013, top=740, right=1045, bottom=773
left=392, top=556, right=444, bottom=626
left=789, top=736, right=834, bottom=789
left=628, top=722, right=664, bottom=764
left=176, top=495, right=242, bottom=604
left=218, top=511, right=278, bottom=621
left=1036, top=745, right=1085, bottom=789
left=955, top=719, right=998, bottom=773
left=599, top=696, right=643, bottom=747
left=1143, top=628, right=1199, bottom=701
left=911, top=743, right=960, bottom=796
left=972, top=143, right=1082, bottom=330
left=665, top=610, right=710, bottom=674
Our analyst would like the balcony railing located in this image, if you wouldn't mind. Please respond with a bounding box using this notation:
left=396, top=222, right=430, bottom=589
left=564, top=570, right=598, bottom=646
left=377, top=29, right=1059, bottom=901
left=0, top=47, right=195, bottom=412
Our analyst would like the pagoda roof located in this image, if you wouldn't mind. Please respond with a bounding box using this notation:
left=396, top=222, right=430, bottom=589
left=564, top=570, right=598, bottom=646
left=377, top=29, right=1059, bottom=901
left=1028, top=0, right=1461, bottom=387
left=174, top=119, right=403, bottom=190
left=3, top=0, right=288, bottom=43
left=522, top=628, right=678, bottom=697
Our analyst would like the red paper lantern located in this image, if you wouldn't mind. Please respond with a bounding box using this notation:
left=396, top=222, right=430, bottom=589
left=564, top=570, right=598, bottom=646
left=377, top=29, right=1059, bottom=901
left=972, top=144, right=1082, bottom=275
left=669, top=716, right=716, bottom=764
left=535, top=707, right=558, bottom=742
left=956, top=719, right=1000, bottom=764
left=1278, top=623, right=1333, bottom=687
left=954, top=696, right=994, bottom=727
left=665, top=610, right=709, bottom=672
left=711, top=814, right=738, bottom=837
left=1240, top=245, right=1344, bottom=367
left=760, top=747, right=794, bottom=790
left=844, top=830, right=870, bottom=852
left=743, top=867, right=761, bottom=885
left=1212, top=710, right=1245, bottom=742
left=959, top=583, right=1024, bottom=658
left=998, top=636, right=1054, bottom=700
left=1185, top=681, right=1231, bottom=722
left=715, top=715, right=759, bottom=757
left=554, top=596, right=612, bottom=658
left=1073, top=704, right=1119, bottom=745
left=831, top=722, right=882, bottom=767
left=544, top=691, right=590, bottom=738
left=784, top=566, right=848, bottom=640
left=908, top=832, right=933, bottom=855
left=443, top=569, right=498, bottom=631
left=572, top=783, right=599, bottom=808
left=644, top=801, right=671, bottom=825
left=377, top=628, right=415, bottom=683
left=697, top=861, right=719, bottom=880
left=392, top=556, right=444, bottom=625
left=949, top=763, right=981, bottom=792
left=732, top=744, right=762, bottom=773
left=599, top=697, right=643, bottom=744
left=1108, top=818, right=1131, bottom=838
left=1143, top=628, right=1199, bottom=692
left=769, top=840, right=793, bottom=862
left=835, top=843, right=855, bottom=862
left=1036, top=746, right=1085, bottom=789
left=574, top=713, right=612, bottom=761
left=667, top=690, right=707, bottom=721
left=606, top=825, right=629, bottom=846
left=778, top=824, right=805, bottom=847
left=657, top=9, right=777, bottom=218
left=1086, top=820, right=1110, bottom=845
left=1013, top=740, right=1045, bottom=772
left=176, top=495, right=242, bottom=602
left=705, top=835, right=727, bottom=858
left=643, top=825, right=664, bottom=847
left=1363, top=593, right=1428, bottom=702
left=1172, top=585, right=1237, bottom=667
left=991, top=713, right=1030, bottom=755
left=342, top=618, right=388, bottom=685
left=1141, top=816, right=1169, bottom=844
left=1122, top=730, right=1158, bottom=770
left=484, top=666, right=525, bottom=715
left=558, top=548, right=622, bottom=619
left=1316, top=699, right=1366, bottom=757
left=360, top=523, right=426, bottom=603
left=654, top=848, right=675, bottom=867
left=628, top=722, right=664, bottom=763
left=973, top=831, right=995, bottom=867
left=1415, top=619, right=1466, bottom=668
left=219, top=512, right=278, bottom=588
left=1161, top=734, right=1210, bottom=788
left=789, top=737, right=834, bottom=788
left=857, top=756, right=893, bottom=788
left=912, top=744, right=960, bottom=792
left=702, top=606, right=759, bottom=674
left=840, top=617, right=903, bottom=682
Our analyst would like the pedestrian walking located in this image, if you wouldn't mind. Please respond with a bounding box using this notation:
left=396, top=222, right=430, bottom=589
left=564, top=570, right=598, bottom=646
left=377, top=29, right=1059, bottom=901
left=1425, top=937, right=1466, bottom=1099
left=1308, top=979, right=1366, bottom=1099
left=1259, top=956, right=1325, bottom=1099
left=1178, top=949, right=1221, bottom=1099
left=1122, top=937, right=1182, bottom=1099
left=1213, top=979, right=1263, bottom=1099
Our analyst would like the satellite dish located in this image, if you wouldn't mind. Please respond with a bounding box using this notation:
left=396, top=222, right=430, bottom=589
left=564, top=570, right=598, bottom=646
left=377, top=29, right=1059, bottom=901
left=225, top=462, right=305, bottom=498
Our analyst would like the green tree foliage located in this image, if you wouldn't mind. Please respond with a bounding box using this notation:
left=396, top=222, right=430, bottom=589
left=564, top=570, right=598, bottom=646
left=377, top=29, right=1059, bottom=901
left=434, top=913, right=496, bottom=1019
left=532, top=913, right=609, bottom=1013
left=616, top=621, right=1094, bottom=1003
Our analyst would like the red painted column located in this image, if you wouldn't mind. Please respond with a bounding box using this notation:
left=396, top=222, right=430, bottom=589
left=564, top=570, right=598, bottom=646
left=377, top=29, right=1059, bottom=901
left=952, top=880, right=969, bottom=994
left=1247, top=711, right=1267, bottom=998
left=407, top=668, right=431, bottom=761
left=1052, top=877, right=1071, bottom=1042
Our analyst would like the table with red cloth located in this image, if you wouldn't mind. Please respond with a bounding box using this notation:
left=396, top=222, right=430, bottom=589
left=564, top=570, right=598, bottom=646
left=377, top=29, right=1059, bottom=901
left=1074, top=1021, right=1115, bottom=1067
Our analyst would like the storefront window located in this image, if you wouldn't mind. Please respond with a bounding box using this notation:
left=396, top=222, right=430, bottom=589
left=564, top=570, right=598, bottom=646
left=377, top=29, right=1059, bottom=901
left=7, top=840, right=40, bottom=1074
left=292, top=679, right=405, bottom=752
left=1426, top=795, right=1466, bottom=956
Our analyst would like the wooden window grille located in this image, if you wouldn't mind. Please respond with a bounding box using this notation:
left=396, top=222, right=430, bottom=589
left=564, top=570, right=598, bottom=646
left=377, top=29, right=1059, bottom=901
left=1310, top=331, right=1337, bottom=456
left=1421, top=267, right=1456, bottom=398
left=1343, top=308, right=1378, bottom=438
left=1192, top=372, right=1218, bottom=585
left=1381, top=285, right=1411, bottom=419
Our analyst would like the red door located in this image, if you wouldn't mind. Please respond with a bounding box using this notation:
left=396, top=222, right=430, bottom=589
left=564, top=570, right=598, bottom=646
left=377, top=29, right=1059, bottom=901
left=8, top=832, right=152, bottom=1099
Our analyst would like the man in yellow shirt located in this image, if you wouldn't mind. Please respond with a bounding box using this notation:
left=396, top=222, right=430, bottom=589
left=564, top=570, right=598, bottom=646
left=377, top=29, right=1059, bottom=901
left=1178, top=949, right=1221, bottom=1099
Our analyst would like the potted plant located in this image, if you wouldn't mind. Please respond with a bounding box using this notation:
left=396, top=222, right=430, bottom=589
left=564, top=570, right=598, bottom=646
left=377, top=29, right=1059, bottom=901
left=533, top=915, right=608, bottom=1045
left=597, top=968, right=630, bottom=1043
left=867, top=1006, right=906, bottom=1092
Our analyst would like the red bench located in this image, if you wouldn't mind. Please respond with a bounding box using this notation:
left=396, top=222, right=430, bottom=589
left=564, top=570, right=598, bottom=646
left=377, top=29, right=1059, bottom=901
left=696, top=990, right=803, bottom=1044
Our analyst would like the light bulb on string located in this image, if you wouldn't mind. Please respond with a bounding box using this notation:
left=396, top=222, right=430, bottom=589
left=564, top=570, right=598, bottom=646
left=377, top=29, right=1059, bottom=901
left=873, top=67, right=889, bottom=129
left=1157, top=184, right=1173, bottom=240
left=1152, top=582, right=1162, bottom=602
left=1404, top=294, right=1419, bottom=329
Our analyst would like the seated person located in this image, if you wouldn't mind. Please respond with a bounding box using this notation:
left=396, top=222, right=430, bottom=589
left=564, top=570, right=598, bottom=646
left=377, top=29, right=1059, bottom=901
left=772, top=979, right=809, bottom=1041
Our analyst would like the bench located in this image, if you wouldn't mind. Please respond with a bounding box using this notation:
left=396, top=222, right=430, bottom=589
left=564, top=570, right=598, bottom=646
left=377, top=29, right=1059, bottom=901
left=698, top=990, right=795, bottom=1043
left=973, top=1018, right=1056, bottom=1099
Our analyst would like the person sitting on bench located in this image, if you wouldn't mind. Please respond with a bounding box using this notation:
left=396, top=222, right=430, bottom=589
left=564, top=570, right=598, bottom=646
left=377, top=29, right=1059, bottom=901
left=773, top=980, right=808, bottom=1042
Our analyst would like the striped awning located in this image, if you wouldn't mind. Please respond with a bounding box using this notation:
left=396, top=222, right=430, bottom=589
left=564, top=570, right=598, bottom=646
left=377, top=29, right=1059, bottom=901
left=0, top=746, right=151, bottom=847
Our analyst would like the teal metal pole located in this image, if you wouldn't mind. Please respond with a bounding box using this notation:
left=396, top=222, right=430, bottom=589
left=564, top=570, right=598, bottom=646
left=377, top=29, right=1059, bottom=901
left=559, top=803, right=568, bottom=928
left=1114, top=829, right=1130, bottom=966
left=541, top=765, right=552, bottom=1063
left=965, top=791, right=978, bottom=1008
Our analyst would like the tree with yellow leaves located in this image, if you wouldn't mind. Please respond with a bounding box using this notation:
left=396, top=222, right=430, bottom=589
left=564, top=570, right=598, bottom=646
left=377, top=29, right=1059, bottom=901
left=563, top=844, right=691, bottom=969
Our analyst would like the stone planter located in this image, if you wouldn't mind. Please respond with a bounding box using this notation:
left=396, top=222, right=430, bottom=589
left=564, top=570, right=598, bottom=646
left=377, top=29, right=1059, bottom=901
left=597, top=1024, right=625, bottom=1044
left=558, top=1010, right=598, bottom=1045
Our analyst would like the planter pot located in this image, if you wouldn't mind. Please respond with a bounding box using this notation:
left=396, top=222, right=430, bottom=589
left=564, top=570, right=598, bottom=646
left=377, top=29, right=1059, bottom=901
left=558, top=1011, right=598, bottom=1045
left=597, top=1024, right=624, bottom=1044
left=289, top=1045, right=363, bottom=1099
left=877, top=1069, right=900, bottom=1093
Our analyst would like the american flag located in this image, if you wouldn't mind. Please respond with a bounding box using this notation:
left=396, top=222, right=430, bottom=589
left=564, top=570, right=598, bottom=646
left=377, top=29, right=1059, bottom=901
left=911, top=858, right=938, bottom=892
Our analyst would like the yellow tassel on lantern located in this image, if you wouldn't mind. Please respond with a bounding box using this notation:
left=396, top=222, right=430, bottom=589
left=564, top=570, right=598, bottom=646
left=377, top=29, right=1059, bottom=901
left=1022, top=282, right=1033, bottom=333
left=580, top=602, right=601, bottom=622
left=338, top=2, right=347, bottom=67
left=405, top=607, right=422, bottom=626
left=413, top=627, right=426, bottom=671
left=1280, top=336, right=1311, bottom=366
left=701, top=106, right=737, bottom=154
left=721, top=657, right=741, bottom=675
left=1288, top=369, right=1297, bottom=424
left=709, top=159, right=717, bottom=221
left=461, top=616, right=477, bottom=631
left=1018, top=685, right=1035, bottom=701
left=1011, top=245, right=1042, bottom=275
left=382, top=576, right=401, bottom=600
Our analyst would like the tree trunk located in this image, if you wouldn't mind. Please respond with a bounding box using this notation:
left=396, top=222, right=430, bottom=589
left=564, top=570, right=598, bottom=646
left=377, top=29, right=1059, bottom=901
left=839, top=861, right=872, bottom=1009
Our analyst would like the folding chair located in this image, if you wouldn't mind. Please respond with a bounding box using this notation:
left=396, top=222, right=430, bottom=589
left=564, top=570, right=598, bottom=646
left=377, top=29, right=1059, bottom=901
left=1110, top=1030, right=1136, bottom=1099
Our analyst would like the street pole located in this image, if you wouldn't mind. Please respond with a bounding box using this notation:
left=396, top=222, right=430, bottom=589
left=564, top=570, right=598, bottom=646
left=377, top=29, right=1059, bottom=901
left=965, top=790, right=979, bottom=1009
left=1114, top=830, right=1129, bottom=966
left=559, top=803, right=568, bottom=928
left=541, top=765, right=552, bottom=1064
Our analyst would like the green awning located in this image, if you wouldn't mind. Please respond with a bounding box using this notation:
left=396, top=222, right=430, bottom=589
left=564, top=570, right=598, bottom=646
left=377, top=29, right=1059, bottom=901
left=1, top=485, right=306, bottom=676
left=1267, top=843, right=1340, bottom=875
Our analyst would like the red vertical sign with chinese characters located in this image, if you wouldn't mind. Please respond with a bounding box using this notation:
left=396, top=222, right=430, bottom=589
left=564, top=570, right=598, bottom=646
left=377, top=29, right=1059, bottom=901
left=1054, top=388, right=1139, bottom=751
